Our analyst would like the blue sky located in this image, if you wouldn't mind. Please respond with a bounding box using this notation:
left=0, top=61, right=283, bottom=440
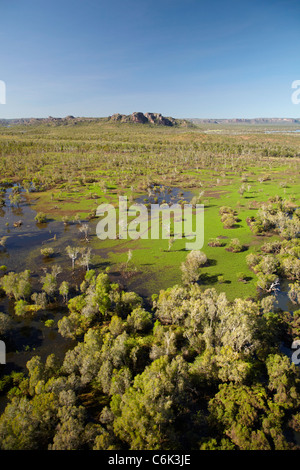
left=1, top=0, right=300, bottom=118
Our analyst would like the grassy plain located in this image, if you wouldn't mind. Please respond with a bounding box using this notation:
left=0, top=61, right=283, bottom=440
left=0, top=119, right=299, bottom=301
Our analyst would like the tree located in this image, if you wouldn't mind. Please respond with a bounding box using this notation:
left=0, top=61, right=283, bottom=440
left=0, top=394, right=58, bottom=450
left=288, top=282, right=300, bottom=304
left=35, top=212, right=47, bottom=223
left=0, top=312, right=12, bottom=335
left=41, top=266, right=62, bottom=298
left=66, top=246, right=80, bottom=269
left=14, top=299, right=30, bottom=316
left=79, top=223, right=90, bottom=242
left=112, top=356, right=190, bottom=450
left=41, top=247, right=54, bottom=258
left=266, top=354, right=300, bottom=408
left=59, top=281, right=69, bottom=303
left=31, top=292, right=47, bottom=309
left=1, top=270, right=31, bottom=300
left=207, top=383, right=271, bottom=450
left=180, top=250, right=207, bottom=284
left=49, top=396, right=86, bottom=450
left=78, top=247, right=92, bottom=271
left=126, top=307, right=152, bottom=333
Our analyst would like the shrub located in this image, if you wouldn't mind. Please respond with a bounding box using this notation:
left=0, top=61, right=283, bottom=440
left=208, top=238, right=225, bottom=247
left=222, top=215, right=237, bottom=228
left=253, top=255, right=280, bottom=276
left=219, top=206, right=233, bottom=215
left=260, top=241, right=282, bottom=254
left=246, top=253, right=261, bottom=268
left=40, top=247, right=54, bottom=258
left=227, top=238, right=243, bottom=253
left=14, top=299, right=29, bottom=316
left=35, top=212, right=47, bottom=223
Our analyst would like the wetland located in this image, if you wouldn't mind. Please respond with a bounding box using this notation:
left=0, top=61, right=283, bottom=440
left=0, top=118, right=299, bottom=450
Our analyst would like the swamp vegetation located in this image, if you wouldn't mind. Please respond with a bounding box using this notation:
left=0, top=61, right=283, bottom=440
left=0, top=118, right=299, bottom=450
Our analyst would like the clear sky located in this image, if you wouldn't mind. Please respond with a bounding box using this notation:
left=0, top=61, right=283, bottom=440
left=1, top=0, right=300, bottom=119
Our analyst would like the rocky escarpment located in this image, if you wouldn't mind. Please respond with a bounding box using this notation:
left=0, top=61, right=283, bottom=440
left=109, top=112, right=190, bottom=127
left=0, top=113, right=191, bottom=128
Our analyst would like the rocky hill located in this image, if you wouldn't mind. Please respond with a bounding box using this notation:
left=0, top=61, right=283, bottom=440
left=108, top=112, right=190, bottom=127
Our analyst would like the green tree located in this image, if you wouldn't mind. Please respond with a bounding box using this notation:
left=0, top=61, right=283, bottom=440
left=112, top=355, right=190, bottom=450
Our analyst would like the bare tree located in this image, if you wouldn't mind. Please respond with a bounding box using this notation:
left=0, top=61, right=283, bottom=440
left=79, top=223, right=90, bottom=242
left=78, top=247, right=92, bottom=271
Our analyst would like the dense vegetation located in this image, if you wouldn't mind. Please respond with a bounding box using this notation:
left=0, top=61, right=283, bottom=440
left=0, top=119, right=299, bottom=450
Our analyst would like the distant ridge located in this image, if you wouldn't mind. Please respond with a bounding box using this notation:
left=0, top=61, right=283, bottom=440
left=0, top=112, right=192, bottom=127
left=188, top=117, right=300, bottom=124
left=0, top=115, right=299, bottom=127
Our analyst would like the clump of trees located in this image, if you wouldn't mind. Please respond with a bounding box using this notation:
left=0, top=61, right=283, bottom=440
left=247, top=200, right=300, bottom=238
left=246, top=237, right=300, bottom=293
left=0, top=276, right=299, bottom=450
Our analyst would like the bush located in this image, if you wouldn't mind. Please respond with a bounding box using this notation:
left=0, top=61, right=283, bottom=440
left=35, top=212, right=47, bottom=223
left=40, top=247, right=54, bottom=258
left=246, top=253, right=261, bottom=269
left=208, top=238, right=225, bottom=247
left=227, top=238, right=243, bottom=253
left=14, top=299, right=29, bottom=316
left=222, top=215, right=237, bottom=229
left=219, top=206, right=233, bottom=215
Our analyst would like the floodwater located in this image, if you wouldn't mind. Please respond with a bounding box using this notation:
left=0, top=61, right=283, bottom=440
left=0, top=184, right=300, bottom=444
left=0, top=184, right=195, bottom=375
left=135, top=184, right=195, bottom=206
left=0, top=184, right=299, bottom=377
left=264, top=129, right=300, bottom=134
left=273, top=280, right=299, bottom=314
left=0, top=186, right=86, bottom=376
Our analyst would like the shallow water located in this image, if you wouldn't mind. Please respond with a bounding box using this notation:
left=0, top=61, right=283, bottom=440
left=136, top=184, right=194, bottom=206
left=0, top=187, right=87, bottom=375
left=265, top=129, right=300, bottom=134
left=272, top=280, right=299, bottom=314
